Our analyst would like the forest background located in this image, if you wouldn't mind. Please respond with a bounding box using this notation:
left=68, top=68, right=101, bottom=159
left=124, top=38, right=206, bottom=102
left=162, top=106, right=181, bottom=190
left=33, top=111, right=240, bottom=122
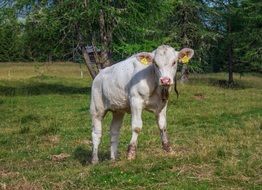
left=0, top=0, right=261, bottom=83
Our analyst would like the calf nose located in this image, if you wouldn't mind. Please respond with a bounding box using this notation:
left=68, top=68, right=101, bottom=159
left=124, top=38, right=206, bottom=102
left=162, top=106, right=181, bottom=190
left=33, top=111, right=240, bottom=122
left=160, top=77, right=171, bottom=86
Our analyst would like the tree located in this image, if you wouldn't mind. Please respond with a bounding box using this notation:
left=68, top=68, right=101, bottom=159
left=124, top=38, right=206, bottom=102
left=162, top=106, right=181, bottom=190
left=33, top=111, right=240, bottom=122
left=234, top=0, right=262, bottom=73
left=0, top=4, right=22, bottom=61
left=207, top=0, right=261, bottom=83
left=164, top=0, right=217, bottom=82
left=0, top=0, right=260, bottom=80
left=9, top=0, right=171, bottom=78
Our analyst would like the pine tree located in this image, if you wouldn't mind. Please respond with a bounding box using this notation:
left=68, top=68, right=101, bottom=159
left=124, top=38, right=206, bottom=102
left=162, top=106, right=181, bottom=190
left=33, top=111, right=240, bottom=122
left=165, top=0, right=217, bottom=82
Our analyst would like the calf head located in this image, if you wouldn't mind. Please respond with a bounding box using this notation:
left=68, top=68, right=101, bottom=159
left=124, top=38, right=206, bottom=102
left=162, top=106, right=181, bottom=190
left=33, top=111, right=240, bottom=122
left=153, top=45, right=194, bottom=87
left=137, top=45, right=194, bottom=101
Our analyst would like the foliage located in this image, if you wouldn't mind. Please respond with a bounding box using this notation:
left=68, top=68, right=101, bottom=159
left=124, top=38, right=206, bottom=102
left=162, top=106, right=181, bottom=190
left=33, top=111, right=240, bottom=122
left=0, top=0, right=261, bottom=78
left=0, top=6, right=23, bottom=61
left=234, top=0, right=262, bottom=72
left=205, top=0, right=261, bottom=76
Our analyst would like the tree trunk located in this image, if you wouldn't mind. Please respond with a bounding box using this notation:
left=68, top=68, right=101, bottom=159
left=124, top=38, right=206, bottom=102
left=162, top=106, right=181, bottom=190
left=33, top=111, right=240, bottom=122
left=76, top=24, right=97, bottom=79
left=227, top=18, right=234, bottom=84
left=228, top=43, right=233, bottom=84
left=48, top=53, right=52, bottom=63
left=99, top=9, right=112, bottom=68
left=180, top=64, right=189, bottom=83
left=81, top=46, right=97, bottom=79
left=180, top=8, right=190, bottom=84
left=91, top=40, right=103, bottom=70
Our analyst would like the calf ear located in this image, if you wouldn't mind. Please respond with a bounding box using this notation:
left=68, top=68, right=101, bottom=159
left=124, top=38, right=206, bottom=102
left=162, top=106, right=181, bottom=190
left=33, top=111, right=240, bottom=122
left=178, top=48, right=194, bottom=64
left=136, top=53, right=154, bottom=65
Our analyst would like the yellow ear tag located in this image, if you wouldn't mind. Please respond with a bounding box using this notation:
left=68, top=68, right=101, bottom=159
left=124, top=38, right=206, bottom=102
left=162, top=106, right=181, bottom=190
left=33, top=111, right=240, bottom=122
left=180, top=55, right=190, bottom=64
left=140, top=57, right=149, bottom=65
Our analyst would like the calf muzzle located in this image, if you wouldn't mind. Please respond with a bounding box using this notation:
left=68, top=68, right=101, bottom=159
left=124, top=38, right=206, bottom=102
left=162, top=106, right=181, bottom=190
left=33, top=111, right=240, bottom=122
left=160, top=77, right=171, bottom=86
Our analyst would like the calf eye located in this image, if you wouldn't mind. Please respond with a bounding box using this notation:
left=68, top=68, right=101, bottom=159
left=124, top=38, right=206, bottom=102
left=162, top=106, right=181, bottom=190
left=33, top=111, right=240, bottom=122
left=173, top=61, right=177, bottom=66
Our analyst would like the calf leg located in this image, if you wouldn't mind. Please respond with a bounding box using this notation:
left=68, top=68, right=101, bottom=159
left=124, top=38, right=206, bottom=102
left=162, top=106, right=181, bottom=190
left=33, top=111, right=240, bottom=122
left=110, top=112, right=124, bottom=160
left=156, top=105, right=172, bottom=152
left=91, top=115, right=103, bottom=164
left=128, top=98, right=143, bottom=160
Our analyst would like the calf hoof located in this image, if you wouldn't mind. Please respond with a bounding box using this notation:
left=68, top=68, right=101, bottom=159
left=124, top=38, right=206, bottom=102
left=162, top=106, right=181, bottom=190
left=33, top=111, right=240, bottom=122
left=127, top=144, right=136, bottom=160
left=162, top=142, right=173, bottom=153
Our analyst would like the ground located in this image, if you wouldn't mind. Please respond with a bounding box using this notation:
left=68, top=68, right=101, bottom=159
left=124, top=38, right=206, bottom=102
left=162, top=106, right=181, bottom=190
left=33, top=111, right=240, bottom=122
left=0, top=62, right=261, bottom=190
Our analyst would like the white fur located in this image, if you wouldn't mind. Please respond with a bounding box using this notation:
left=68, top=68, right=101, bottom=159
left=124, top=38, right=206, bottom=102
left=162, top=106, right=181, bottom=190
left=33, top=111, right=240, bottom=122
left=90, top=45, right=193, bottom=163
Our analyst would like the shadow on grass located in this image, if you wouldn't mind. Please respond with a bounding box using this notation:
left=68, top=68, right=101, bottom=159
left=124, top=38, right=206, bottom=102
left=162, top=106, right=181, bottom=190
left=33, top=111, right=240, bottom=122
left=73, top=146, right=110, bottom=165
left=189, top=76, right=252, bottom=89
left=0, top=83, right=91, bottom=96
left=208, top=79, right=247, bottom=89
left=180, top=107, right=262, bottom=131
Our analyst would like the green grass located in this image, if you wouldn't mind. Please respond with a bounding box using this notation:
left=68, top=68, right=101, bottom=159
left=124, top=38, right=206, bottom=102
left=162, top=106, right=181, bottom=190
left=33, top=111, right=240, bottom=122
left=0, top=63, right=261, bottom=189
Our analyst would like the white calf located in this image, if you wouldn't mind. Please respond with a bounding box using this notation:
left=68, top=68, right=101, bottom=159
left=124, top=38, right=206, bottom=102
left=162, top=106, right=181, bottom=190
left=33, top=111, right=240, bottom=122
left=90, top=45, right=194, bottom=163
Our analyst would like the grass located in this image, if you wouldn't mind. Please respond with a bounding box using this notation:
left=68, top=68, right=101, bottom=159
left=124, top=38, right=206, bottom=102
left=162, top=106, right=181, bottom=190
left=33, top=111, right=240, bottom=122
left=0, top=62, right=261, bottom=190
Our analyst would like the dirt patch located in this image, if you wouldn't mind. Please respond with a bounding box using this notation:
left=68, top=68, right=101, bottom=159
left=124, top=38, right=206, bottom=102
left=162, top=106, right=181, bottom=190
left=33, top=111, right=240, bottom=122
left=228, top=174, right=251, bottom=182
left=74, top=139, right=92, bottom=145
left=0, top=170, right=19, bottom=178
left=193, top=93, right=205, bottom=100
left=1, top=179, right=42, bottom=190
left=170, top=146, right=193, bottom=158
left=141, top=145, right=193, bottom=160
left=51, top=153, right=70, bottom=162
left=44, top=135, right=60, bottom=144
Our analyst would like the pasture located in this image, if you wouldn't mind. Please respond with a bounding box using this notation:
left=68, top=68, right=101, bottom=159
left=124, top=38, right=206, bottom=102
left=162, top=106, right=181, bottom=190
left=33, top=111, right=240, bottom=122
left=0, top=62, right=261, bottom=189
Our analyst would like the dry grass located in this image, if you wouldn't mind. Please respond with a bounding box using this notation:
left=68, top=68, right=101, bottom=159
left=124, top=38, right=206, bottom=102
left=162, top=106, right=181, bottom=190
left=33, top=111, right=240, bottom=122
left=172, top=163, right=215, bottom=181
left=0, top=62, right=91, bottom=80
left=1, top=179, right=42, bottom=190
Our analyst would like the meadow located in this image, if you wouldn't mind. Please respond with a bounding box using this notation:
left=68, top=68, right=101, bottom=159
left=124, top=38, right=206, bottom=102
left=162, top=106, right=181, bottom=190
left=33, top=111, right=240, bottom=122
left=0, top=62, right=261, bottom=190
